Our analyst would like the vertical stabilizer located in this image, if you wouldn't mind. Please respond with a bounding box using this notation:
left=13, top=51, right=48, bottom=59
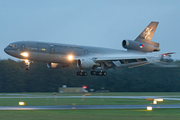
left=135, top=22, right=159, bottom=42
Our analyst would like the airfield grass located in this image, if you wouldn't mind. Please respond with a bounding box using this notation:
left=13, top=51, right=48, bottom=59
left=9, top=92, right=180, bottom=96
left=0, top=98, right=150, bottom=106
left=2, top=92, right=180, bottom=97
left=1, top=109, right=180, bottom=120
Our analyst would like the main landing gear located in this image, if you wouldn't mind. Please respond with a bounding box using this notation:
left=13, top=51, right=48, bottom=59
left=76, top=70, right=107, bottom=76
left=25, top=60, right=31, bottom=70
left=76, top=70, right=88, bottom=76
left=91, top=71, right=107, bottom=76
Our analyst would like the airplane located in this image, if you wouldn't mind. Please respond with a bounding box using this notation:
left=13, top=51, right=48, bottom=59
left=4, top=21, right=174, bottom=76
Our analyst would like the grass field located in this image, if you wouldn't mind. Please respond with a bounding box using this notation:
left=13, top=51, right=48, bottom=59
left=1, top=109, right=180, bottom=120
left=0, top=98, right=155, bottom=106
left=2, top=92, right=180, bottom=96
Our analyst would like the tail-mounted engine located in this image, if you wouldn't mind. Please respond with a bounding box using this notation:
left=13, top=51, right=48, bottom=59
left=122, top=40, right=160, bottom=52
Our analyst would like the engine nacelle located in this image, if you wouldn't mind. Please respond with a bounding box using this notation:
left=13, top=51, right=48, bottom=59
left=47, top=62, right=69, bottom=69
left=77, top=59, right=95, bottom=69
left=122, top=40, right=160, bottom=52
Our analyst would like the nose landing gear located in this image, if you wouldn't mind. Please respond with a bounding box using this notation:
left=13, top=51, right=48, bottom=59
left=25, top=60, right=31, bottom=70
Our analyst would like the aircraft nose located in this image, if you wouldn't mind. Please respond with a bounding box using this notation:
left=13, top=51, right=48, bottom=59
left=4, top=47, right=8, bottom=54
left=4, top=47, right=12, bottom=55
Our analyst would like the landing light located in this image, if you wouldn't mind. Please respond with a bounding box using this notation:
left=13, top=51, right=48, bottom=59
left=21, top=52, right=29, bottom=57
left=25, top=60, right=29, bottom=63
left=68, top=55, right=73, bottom=60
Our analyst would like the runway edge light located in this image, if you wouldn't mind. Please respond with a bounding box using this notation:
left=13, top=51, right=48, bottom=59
left=147, top=106, right=152, bottom=111
left=153, top=100, right=157, bottom=104
left=154, top=98, right=163, bottom=102
left=19, top=102, right=25, bottom=106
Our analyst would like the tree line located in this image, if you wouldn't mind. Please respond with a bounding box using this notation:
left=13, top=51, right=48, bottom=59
left=0, top=59, right=180, bottom=92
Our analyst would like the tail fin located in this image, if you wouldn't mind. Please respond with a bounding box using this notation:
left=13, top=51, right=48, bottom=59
left=135, top=21, right=159, bottom=41
left=135, top=21, right=159, bottom=48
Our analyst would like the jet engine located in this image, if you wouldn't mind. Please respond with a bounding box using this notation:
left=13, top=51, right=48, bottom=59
left=122, top=40, right=160, bottom=52
left=47, top=62, right=69, bottom=69
left=77, top=59, right=95, bottom=68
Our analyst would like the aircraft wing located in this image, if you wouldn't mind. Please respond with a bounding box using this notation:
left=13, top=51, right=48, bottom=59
left=73, top=52, right=175, bottom=69
left=94, top=52, right=175, bottom=61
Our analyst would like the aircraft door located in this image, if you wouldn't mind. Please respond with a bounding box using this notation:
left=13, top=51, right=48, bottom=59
left=20, top=44, right=26, bottom=51
left=49, top=45, right=56, bottom=62
left=84, top=50, right=89, bottom=55
left=37, top=43, right=49, bottom=62
left=50, top=46, right=55, bottom=54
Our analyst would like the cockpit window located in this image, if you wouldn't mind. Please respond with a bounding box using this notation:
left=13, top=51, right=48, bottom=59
left=9, top=44, right=17, bottom=48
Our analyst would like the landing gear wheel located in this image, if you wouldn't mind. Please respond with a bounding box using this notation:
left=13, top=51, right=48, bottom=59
left=99, top=72, right=103, bottom=76
left=76, top=71, right=80, bottom=76
left=103, top=71, right=107, bottom=76
left=91, top=71, right=96, bottom=75
left=26, top=67, right=30, bottom=71
left=76, top=71, right=87, bottom=76
left=96, top=72, right=99, bottom=76
left=83, top=72, right=87, bottom=76
left=79, top=72, right=83, bottom=76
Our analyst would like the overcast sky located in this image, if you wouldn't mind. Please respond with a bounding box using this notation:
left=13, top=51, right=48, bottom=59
left=0, top=0, right=180, bottom=60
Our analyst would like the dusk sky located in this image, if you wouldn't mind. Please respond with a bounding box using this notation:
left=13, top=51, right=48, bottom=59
left=0, top=0, right=180, bottom=60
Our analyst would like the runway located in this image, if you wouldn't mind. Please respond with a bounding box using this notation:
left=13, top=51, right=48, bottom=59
left=0, top=96, right=180, bottom=101
left=0, top=104, right=180, bottom=110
